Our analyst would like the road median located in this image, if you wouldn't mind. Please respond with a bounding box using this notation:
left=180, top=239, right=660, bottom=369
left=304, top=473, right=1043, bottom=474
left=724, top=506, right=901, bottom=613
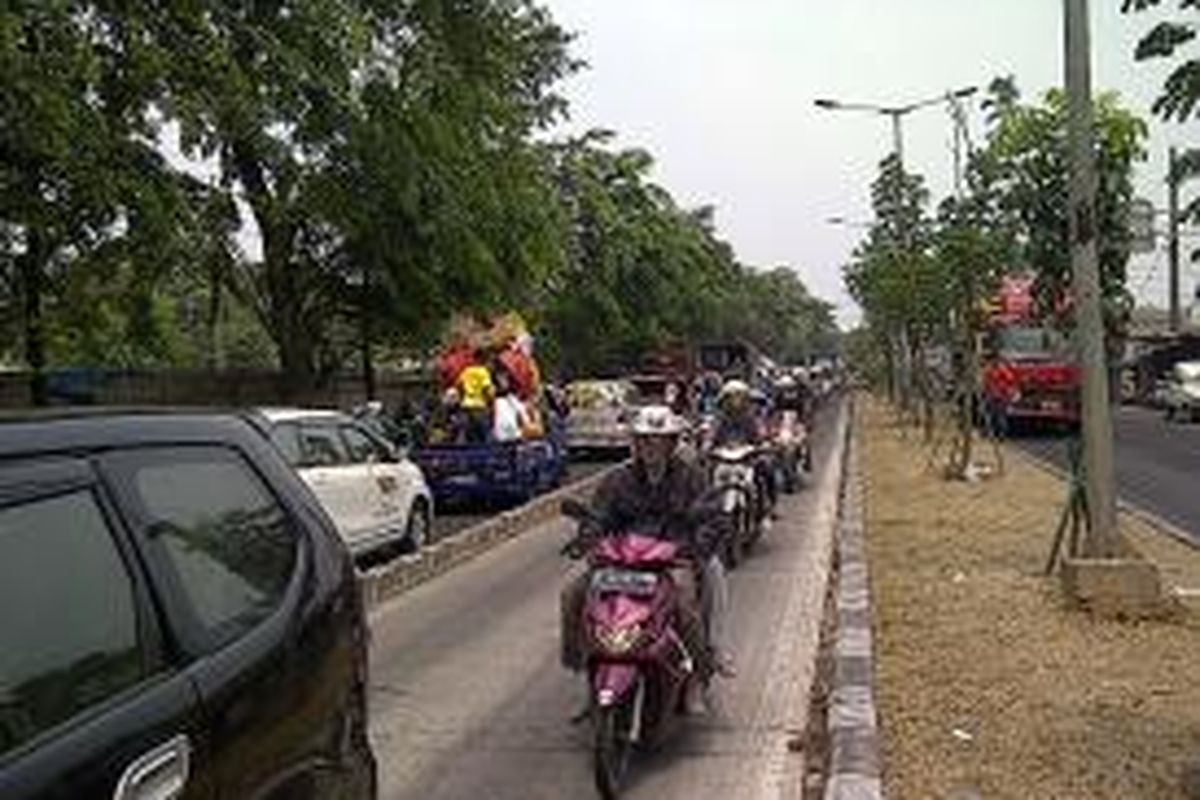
left=858, top=396, right=1200, bottom=799
left=360, top=465, right=623, bottom=611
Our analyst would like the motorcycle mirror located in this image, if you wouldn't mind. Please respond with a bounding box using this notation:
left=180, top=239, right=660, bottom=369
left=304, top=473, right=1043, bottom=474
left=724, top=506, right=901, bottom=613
left=560, top=498, right=591, bottom=521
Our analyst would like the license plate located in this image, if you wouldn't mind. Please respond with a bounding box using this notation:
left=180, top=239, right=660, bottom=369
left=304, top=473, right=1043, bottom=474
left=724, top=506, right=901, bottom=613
left=591, top=568, right=659, bottom=596
left=1043, top=400, right=1063, bottom=411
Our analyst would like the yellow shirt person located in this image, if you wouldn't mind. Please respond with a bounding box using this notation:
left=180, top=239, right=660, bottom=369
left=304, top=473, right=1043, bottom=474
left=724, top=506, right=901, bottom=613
left=457, top=364, right=494, bottom=411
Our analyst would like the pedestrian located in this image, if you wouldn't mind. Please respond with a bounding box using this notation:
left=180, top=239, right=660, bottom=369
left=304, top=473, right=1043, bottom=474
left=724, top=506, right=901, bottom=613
left=456, top=359, right=495, bottom=444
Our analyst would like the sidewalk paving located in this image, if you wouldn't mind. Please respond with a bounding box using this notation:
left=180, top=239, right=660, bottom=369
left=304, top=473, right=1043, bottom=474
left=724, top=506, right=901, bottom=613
left=860, top=398, right=1200, bottom=799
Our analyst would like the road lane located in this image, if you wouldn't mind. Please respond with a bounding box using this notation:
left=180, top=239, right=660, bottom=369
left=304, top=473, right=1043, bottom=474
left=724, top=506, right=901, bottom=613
left=367, top=401, right=846, bottom=799
left=1018, top=405, right=1200, bottom=540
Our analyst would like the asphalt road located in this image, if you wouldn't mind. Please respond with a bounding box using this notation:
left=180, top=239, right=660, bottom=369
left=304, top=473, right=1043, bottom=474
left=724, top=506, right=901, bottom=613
left=366, top=400, right=846, bottom=800
left=1017, top=405, right=1200, bottom=541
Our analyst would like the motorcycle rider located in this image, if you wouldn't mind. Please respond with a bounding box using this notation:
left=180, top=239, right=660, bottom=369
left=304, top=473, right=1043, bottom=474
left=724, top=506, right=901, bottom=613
left=560, top=405, right=734, bottom=710
left=772, top=373, right=812, bottom=427
left=712, top=379, right=777, bottom=518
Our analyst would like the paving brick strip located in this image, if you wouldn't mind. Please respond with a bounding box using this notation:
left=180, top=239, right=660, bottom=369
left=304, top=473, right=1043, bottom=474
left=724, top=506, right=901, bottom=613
left=824, top=400, right=884, bottom=800
left=360, top=465, right=624, bottom=611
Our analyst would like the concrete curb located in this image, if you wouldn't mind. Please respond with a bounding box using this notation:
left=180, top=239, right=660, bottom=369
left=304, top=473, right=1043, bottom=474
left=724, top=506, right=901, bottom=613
left=359, top=465, right=624, bottom=611
left=1011, top=447, right=1200, bottom=552
left=824, top=399, right=885, bottom=800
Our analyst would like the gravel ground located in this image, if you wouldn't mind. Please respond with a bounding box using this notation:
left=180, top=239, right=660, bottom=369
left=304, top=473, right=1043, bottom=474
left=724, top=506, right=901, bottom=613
left=861, top=398, right=1200, bottom=800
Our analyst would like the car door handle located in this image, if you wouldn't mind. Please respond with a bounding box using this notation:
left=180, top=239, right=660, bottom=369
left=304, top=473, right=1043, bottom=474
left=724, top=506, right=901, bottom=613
left=113, top=734, right=191, bottom=800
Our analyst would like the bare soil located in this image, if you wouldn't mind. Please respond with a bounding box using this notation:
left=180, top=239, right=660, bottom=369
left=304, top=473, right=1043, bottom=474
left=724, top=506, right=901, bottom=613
left=862, top=398, right=1200, bottom=799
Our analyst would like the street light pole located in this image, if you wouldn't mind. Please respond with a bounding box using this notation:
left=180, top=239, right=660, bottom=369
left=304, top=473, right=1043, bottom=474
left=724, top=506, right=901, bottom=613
left=1064, top=0, right=1119, bottom=556
left=816, top=87, right=976, bottom=414
left=888, top=111, right=905, bottom=173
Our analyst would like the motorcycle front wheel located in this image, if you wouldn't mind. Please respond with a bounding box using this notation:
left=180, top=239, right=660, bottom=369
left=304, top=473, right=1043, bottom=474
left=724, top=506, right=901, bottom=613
left=594, top=699, right=635, bottom=800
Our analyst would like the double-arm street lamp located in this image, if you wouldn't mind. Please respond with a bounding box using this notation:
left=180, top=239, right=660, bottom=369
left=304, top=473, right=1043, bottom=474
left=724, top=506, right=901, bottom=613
left=814, top=87, right=978, bottom=173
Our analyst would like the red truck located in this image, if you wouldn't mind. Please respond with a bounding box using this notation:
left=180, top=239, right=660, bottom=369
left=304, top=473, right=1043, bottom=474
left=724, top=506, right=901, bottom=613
left=980, top=275, right=1081, bottom=433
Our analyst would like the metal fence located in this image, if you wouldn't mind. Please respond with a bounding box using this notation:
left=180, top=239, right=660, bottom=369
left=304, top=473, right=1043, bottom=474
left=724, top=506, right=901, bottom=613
left=0, top=369, right=433, bottom=410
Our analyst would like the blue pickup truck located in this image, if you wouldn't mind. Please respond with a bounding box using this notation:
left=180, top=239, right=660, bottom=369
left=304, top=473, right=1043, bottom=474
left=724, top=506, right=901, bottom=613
left=413, top=431, right=567, bottom=507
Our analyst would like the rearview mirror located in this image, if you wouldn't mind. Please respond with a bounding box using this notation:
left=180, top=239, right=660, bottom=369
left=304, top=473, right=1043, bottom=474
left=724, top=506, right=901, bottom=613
left=560, top=498, right=592, bottom=521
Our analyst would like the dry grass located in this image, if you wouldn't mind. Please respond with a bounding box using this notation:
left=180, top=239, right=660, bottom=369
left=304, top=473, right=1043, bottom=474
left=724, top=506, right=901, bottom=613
left=861, top=397, right=1200, bottom=800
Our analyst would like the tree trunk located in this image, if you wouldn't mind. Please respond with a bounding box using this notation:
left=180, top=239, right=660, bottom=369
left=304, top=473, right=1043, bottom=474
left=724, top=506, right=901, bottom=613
left=232, top=142, right=317, bottom=399
left=909, top=333, right=934, bottom=442
left=273, top=300, right=316, bottom=400
left=206, top=265, right=223, bottom=370
left=949, top=329, right=978, bottom=479
left=898, top=326, right=914, bottom=413
left=360, top=281, right=376, bottom=402
left=19, top=231, right=47, bottom=407
left=884, top=334, right=898, bottom=402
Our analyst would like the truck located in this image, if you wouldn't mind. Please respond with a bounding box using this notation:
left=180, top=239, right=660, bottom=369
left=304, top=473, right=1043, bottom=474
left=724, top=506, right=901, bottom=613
left=979, top=275, right=1081, bottom=434
left=412, top=433, right=567, bottom=507
left=696, top=340, right=774, bottom=381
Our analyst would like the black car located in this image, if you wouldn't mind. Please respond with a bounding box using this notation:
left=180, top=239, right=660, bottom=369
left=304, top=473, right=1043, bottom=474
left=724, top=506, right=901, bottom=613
left=0, top=410, right=376, bottom=800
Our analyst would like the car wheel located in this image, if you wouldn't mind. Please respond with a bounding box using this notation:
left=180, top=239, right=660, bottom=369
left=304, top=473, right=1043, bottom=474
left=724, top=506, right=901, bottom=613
left=405, top=502, right=430, bottom=552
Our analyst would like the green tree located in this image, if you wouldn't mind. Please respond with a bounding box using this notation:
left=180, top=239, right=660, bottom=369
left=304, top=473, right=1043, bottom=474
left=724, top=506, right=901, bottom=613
left=1121, top=0, right=1200, bottom=122
left=843, top=153, right=936, bottom=411
left=541, top=135, right=837, bottom=376
left=978, top=80, right=1147, bottom=329
left=1, top=2, right=200, bottom=400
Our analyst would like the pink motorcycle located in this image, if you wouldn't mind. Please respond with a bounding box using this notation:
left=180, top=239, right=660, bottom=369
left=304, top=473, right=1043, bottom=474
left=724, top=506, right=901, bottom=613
left=561, top=500, right=707, bottom=799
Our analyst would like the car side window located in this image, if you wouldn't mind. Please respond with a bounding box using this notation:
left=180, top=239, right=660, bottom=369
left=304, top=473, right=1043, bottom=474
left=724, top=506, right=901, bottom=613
left=107, top=447, right=298, bottom=648
left=0, top=490, right=145, bottom=757
left=298, top=425, right=346, bottom=468
left=340, top=424, right=388, bottom=464
left=269, top=422, right=303, bottom=466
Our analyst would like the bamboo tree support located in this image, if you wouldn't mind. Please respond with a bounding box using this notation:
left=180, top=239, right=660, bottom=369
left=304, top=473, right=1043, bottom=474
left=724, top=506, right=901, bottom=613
left=925, top=382, right=1005, bottom=479
left=1045, top=436, right=1089, bottom=575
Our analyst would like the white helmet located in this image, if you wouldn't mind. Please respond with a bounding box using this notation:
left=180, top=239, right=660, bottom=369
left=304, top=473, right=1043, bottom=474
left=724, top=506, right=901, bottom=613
left=630, top=405, right=686, bottom=437
left=775, top=375, right=797, bottom=390
left=718, top=379, right=751, bottom=402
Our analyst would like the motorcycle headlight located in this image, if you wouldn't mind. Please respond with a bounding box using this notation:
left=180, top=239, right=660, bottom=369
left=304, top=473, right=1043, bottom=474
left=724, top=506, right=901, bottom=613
left=593, top=624, right=643, bottom=655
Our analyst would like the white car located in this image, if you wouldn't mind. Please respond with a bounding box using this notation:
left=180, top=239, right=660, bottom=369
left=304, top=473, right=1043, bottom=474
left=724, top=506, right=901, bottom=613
left=1165, top=362, right=1200, bottom=423
left=565, top=379, right=635, bottom=452
left=255, top=408, right=433, bottom=557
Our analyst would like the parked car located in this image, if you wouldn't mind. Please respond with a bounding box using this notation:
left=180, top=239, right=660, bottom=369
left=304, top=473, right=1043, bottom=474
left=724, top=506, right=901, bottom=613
left=564, top=379, right=635, bottom=453
left=252, top=408, right=433, bottom=557
left=0, top=409, right=376, bottom=800
left=1165, top=361, right=1200, bottom=423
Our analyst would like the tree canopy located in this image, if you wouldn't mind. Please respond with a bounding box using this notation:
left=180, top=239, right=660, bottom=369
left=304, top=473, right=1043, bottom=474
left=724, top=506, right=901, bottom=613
left=1, top=0, right=837, bottom=397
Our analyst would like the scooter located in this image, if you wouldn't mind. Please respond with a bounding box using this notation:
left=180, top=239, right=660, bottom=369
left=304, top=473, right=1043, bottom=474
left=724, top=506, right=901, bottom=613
left=561, top=499, right=706, bottom=800
left=708, top=442, right=765, bottom=567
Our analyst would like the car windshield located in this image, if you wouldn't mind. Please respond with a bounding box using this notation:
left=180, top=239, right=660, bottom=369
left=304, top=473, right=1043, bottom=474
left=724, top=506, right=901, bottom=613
left=997, top=326, right=1066, bottom=358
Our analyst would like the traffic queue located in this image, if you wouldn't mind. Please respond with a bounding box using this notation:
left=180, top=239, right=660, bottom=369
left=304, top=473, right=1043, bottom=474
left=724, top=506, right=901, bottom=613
left=553, top=363, right=836, bottom=799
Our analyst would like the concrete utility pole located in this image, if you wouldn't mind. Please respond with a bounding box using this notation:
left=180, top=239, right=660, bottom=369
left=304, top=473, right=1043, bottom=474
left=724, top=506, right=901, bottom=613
left=1064, top=0, right=1120, bottom=556
left=1169, top=146, right=1182, bottom=333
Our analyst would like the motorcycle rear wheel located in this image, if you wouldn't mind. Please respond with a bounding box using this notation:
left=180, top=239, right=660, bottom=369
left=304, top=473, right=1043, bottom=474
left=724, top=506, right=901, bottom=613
left=594, top=700, right=635, bottom=800
left=782, top=457, right=799, bottom=494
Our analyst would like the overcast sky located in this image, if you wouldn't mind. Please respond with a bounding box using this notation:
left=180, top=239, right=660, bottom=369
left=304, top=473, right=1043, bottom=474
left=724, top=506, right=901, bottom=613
left=540, top=0, right=1191, bottom=327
